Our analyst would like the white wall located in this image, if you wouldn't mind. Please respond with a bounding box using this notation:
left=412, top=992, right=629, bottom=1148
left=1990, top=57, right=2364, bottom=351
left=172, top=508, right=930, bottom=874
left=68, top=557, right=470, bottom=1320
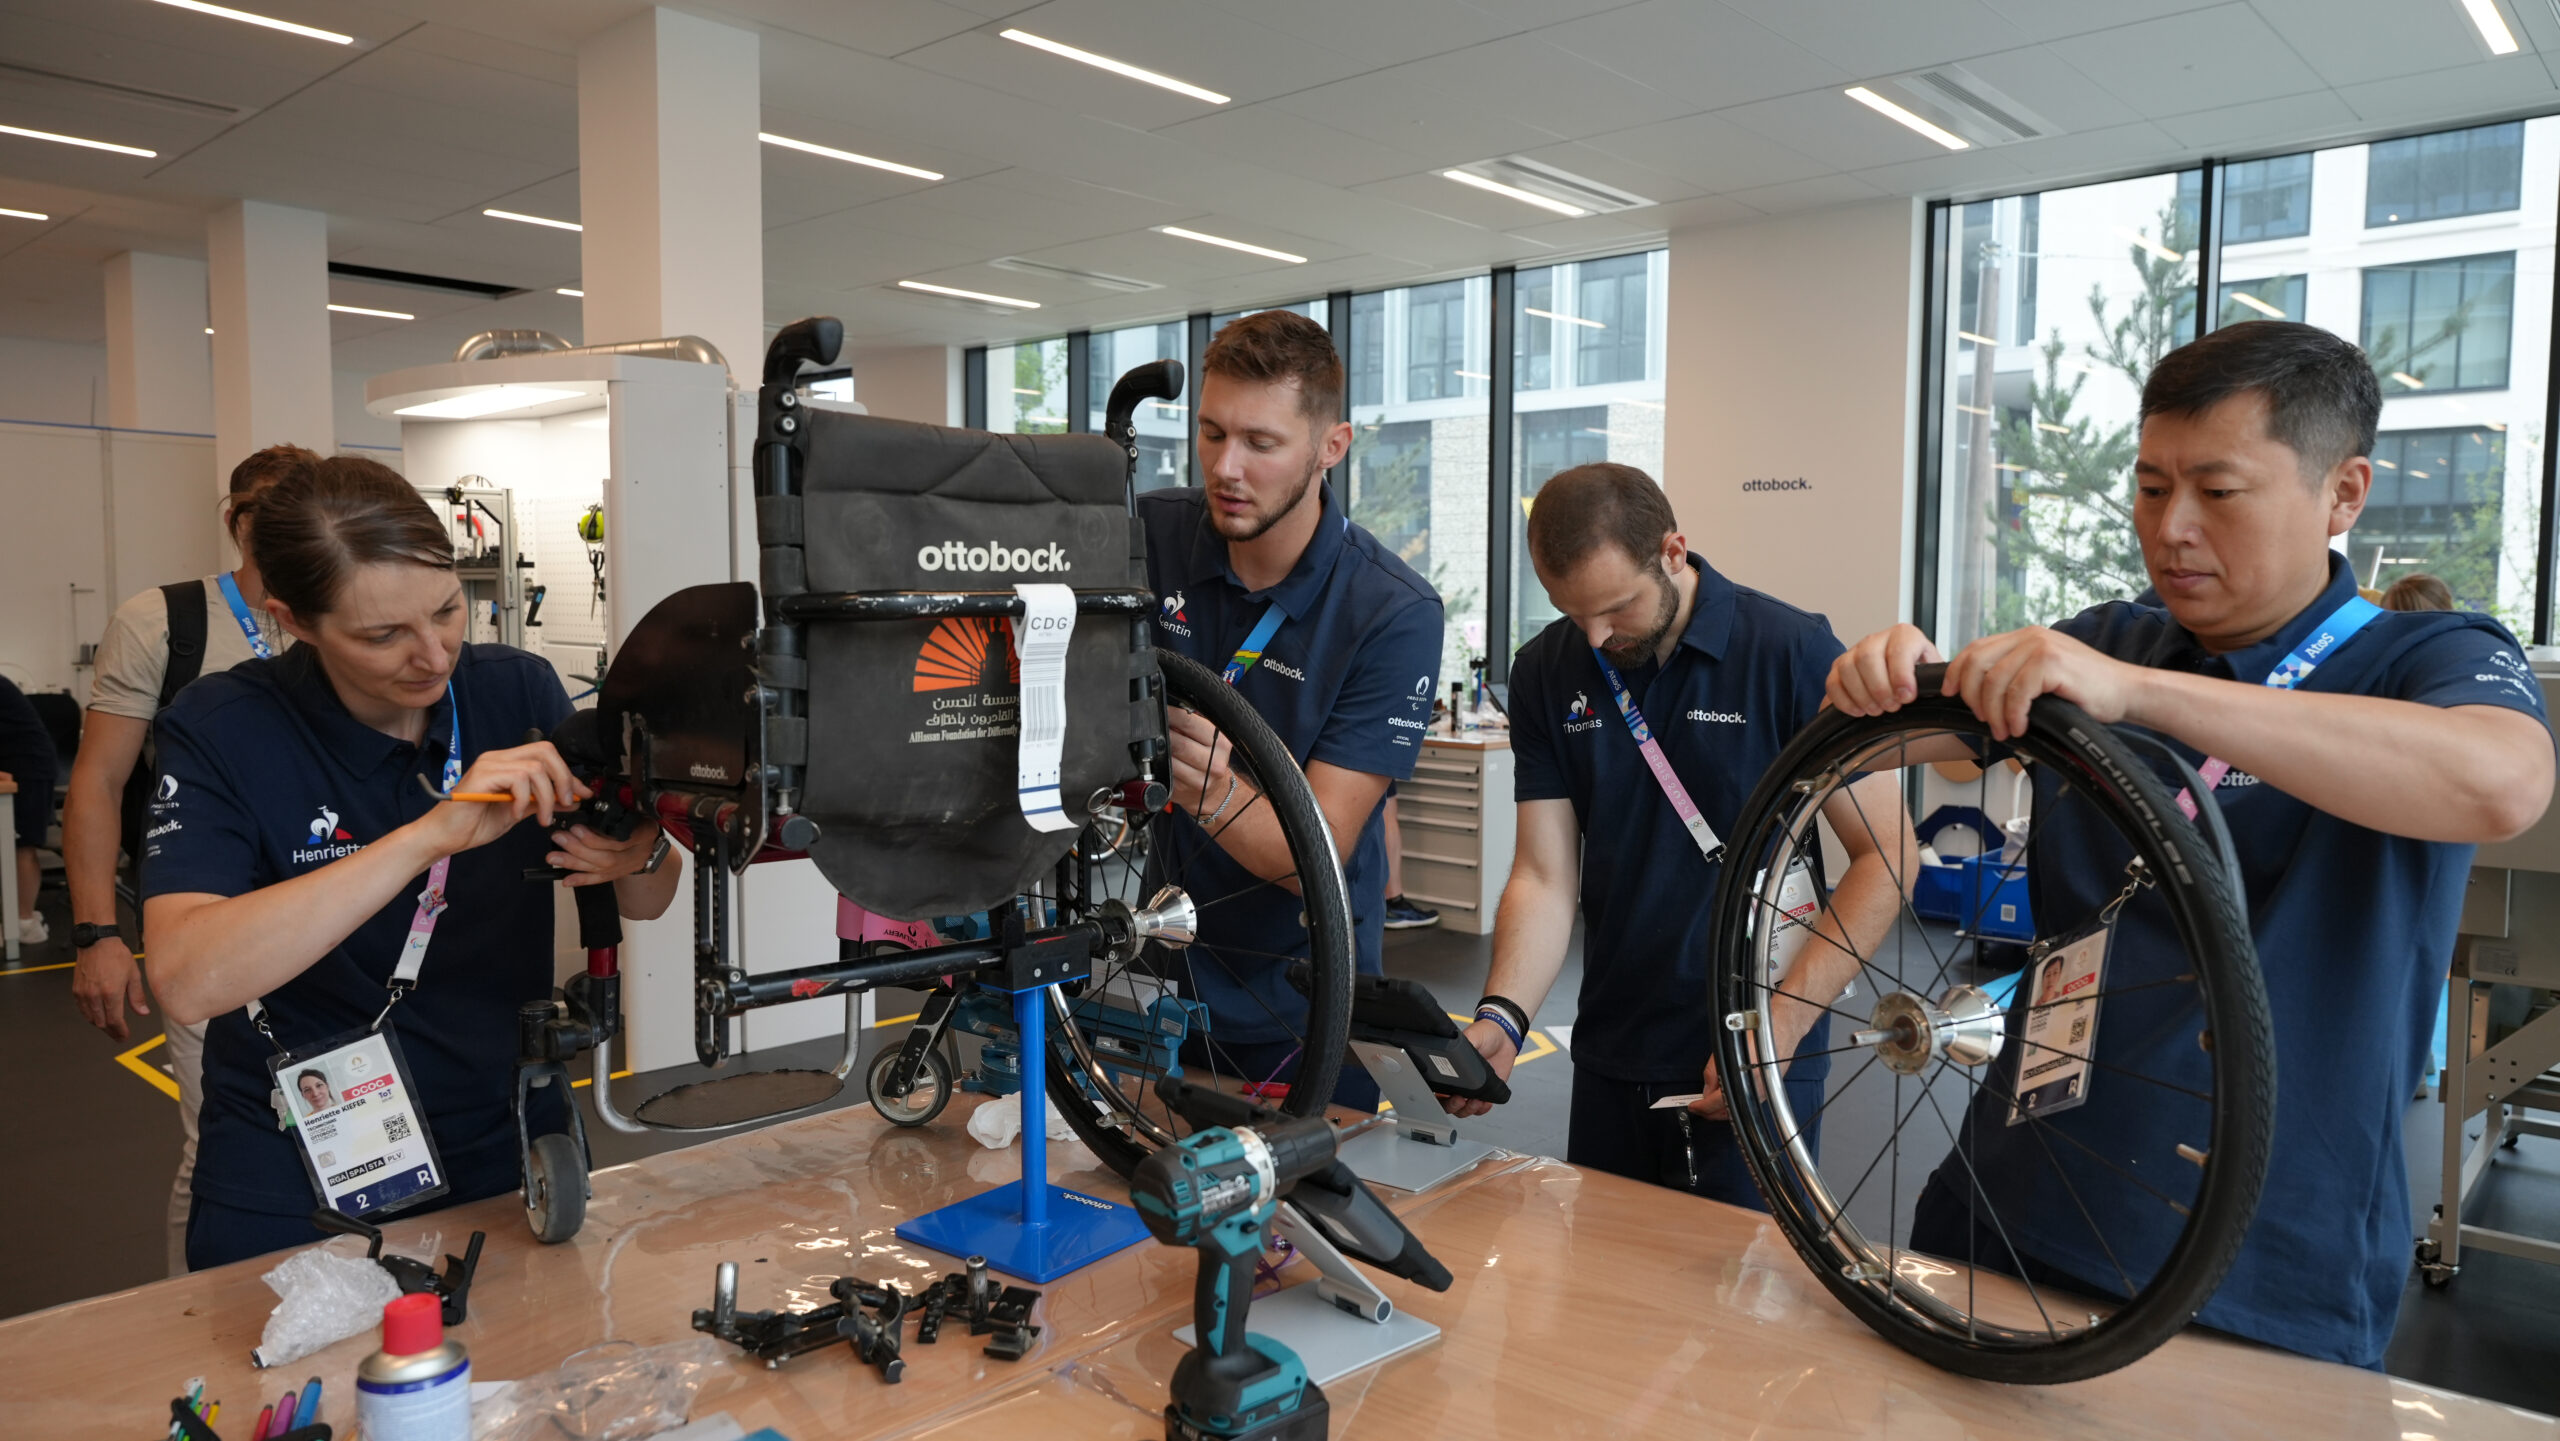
left=334, top=369, right=401, bottom=456
left=0, top=339, right=108, bottom=428
left=1662, top=199, right=1926, bottom=646
left=849, top=345, right=962, bottom=426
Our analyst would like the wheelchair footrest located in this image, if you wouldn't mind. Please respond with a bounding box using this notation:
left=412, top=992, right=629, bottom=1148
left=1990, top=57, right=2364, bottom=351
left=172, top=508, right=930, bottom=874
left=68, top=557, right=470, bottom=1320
left=633, top=1068, right=846, bottom=1131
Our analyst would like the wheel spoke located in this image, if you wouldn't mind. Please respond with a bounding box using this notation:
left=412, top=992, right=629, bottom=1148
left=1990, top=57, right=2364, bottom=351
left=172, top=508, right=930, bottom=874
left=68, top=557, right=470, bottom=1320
left=1911, top=1059, right=2062, bottom=1341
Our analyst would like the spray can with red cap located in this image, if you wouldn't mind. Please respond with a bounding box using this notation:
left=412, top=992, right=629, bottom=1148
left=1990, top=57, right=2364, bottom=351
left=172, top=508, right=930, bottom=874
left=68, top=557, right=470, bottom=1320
left=356, top=1292, right=471, bottom=1440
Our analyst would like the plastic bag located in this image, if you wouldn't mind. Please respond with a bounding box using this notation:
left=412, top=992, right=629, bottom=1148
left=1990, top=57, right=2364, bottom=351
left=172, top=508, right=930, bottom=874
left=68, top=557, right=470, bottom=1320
left=964, top=1090, right=1074, bottom=1149
left=471, top=1338, right=730, bottom=1441
left=253, top=1242, right=403, bottom=1368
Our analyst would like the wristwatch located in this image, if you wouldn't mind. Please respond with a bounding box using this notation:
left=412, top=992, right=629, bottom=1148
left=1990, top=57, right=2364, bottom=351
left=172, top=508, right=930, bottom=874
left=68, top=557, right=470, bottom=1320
left=71, top=922, right=123, bottom=951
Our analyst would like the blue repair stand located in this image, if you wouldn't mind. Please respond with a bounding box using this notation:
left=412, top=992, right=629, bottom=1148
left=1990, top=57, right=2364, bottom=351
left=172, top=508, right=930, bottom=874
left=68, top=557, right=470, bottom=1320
left=894, top=980, right=1152, bottom=1283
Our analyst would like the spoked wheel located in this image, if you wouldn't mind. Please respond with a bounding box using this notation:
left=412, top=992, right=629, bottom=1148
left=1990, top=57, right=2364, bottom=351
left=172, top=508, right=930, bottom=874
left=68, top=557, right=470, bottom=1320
left=1708, top=663, right=2270, bottom=1383
left=1044, top=647, right=1354, bottom=1178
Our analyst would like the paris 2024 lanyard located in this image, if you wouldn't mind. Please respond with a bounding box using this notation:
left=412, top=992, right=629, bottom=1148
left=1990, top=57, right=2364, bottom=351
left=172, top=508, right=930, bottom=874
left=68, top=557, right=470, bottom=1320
left=2172, top=593, right=2384, bottom=818
left=254, top=685, right=465, bottom=1219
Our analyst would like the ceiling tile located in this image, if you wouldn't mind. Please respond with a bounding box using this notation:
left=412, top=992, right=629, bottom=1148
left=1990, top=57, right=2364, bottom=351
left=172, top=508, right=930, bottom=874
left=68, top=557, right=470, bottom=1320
left=1192, top=0, right=1519, bottom=66
left=1384, top=34, right=1696, bottom=141
left=1579, top=111, right=1833, bottom=193
left=1849, top=144, right=2030, bottom=198
left=1944, top=45, right=2140, bottom=135
left=1504, top=140, right=1709, bottom=205
left=1722, top=172, right=1889, bottom=216
left=1501, top=211, right=1666, bottom=252
left=1268, top=67, right=1568, bottom=169
left=899, top=0, right=1362, bottom=121
left=2042, top=4, right=2326, bottom=116
left=1647, top=194, right=1765, bottom=231
left=1973, top=0, right=2231, bottom=43
left=1963, top=121, right=2191, bottom=191
left=398, top=23, right=577, bottom=86
left=2152, top=89, right=2360, bottom=152
left=1535, top=0, right=1847, bottom=109
left=1718, top=0, right=2030, bottom=77
left=729, top=0, right=991, bottom=59
left=1716, top=86, right=1965, bottom=172
left=2331, top=54, right=2558, bottom=126
left=2247, top=0, right=2487, bottom=88
left=1157, top=104, right=1439, bottom=190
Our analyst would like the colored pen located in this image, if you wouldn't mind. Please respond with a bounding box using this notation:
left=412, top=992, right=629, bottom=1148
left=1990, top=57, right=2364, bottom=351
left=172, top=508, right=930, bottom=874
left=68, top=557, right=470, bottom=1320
left=299, top=1377, right=321, bottom=1426
left=444, top=791, right=517, bottom=803
left=172, top=1379, right=203, bottom=1439
left=205, top=1402, right=220, bottom=1430
left=252, top=1403, right=274, bottom=1440
left=274, top=1391, right=297, bottom=1435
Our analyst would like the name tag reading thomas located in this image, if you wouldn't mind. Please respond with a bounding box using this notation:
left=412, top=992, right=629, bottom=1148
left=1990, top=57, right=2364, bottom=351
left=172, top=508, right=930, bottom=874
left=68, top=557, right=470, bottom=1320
left=268, top=1026, right=448, bottom=1219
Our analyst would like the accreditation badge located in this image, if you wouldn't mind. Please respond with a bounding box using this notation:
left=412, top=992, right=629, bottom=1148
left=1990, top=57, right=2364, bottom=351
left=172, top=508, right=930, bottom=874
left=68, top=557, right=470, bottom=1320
left=2006, top=923, right=2108, bottom=1125
left=267, top=1024, right=448, bottom=1219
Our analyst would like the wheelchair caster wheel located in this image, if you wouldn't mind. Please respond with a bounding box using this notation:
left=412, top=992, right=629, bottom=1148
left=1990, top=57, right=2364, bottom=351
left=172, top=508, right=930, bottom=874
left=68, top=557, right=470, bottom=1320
left=869, top=1044, right=954, bottom=1128
left=525, top=1131, right=587, bottom=1244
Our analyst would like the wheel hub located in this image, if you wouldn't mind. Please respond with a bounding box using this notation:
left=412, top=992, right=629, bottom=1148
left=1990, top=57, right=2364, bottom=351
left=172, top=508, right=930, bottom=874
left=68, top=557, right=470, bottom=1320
left=1856, top=984, right=2006, bottom=1075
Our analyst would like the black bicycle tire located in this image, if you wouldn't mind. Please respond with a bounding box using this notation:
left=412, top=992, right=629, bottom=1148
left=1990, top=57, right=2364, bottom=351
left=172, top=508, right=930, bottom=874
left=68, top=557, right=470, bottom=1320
left=1708, top=685, right=2272, bottom=1384
left=1048, top=646, right=1356, bottom=1177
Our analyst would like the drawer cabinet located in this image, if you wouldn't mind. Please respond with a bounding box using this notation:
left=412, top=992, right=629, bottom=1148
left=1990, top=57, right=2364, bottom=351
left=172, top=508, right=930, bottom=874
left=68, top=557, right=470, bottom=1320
left=1394, top=737, right=1515, bottom=935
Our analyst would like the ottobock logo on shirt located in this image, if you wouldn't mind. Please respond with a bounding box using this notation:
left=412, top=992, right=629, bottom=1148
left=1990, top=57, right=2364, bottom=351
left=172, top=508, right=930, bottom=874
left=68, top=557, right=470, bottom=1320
left=1263, top=659, right=1306, bottom=681
left=2217, top=769, right=2260, bottom=789
left=1563, top=691, right=1604, bottom=734
left=1687, top=708, right=1746, bottom=724
left=914, top=539, right=1072, bottom=573
left=293, top=804, right=363, bottom=865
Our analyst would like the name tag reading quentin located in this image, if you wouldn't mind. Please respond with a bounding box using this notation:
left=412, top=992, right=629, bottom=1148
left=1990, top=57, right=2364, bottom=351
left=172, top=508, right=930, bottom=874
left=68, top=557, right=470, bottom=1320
left=1011, top=582, right=1078, bottom=833
left=268, top=1025, right=449, bottom=1219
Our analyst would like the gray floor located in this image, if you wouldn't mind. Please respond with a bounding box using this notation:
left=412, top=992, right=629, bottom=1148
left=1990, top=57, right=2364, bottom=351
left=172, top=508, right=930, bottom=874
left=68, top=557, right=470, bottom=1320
left=5, top=879, right=2555, bottom=1416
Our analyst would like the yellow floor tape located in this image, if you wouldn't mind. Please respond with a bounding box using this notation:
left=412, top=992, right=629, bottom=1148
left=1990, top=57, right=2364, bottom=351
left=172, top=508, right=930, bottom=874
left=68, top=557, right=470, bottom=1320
left=115, top=1033, right=180, bottom=1101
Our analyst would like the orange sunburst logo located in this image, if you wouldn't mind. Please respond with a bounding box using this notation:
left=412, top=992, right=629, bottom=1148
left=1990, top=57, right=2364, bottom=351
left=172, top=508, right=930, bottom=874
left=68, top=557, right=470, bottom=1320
left=912, top=616, right=1021, bottom=692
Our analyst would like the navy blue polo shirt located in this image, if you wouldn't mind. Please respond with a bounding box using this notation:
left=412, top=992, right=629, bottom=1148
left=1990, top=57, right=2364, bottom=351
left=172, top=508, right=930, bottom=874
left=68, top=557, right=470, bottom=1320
left=145, top=643, right=573, bottom=1219
left=1925, top=552, right=2550, bottom=1367
left=1138, top=483, right=1442, bottom=1044
left=1511, top=555, right=1846, bottom=1083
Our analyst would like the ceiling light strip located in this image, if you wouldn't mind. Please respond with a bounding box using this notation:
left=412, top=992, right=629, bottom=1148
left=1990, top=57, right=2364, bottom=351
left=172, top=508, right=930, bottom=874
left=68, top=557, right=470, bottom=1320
left=145, top=0, right=353, bottom=44
left=998, top=29, right=1229, bottom=104
left=0, top=123, right=156, bottom=157
left=2459, top=0, right=2522, bottom=54
left=483, top=207, right=581, bottom=231
left=1525, top=307, right=1603, bottom=330
left=1843, top=85, right=1970, bottom=151
left=328, top=304, right=414, bottom=319
left=898, top=279, right=1040, bottom=309
left=0, top=207, right=47, bottom=221
left=758, top=132, right=943, bottom=181
left=556, top=287, right=584, bottom=298
left=1441, top=169, right=1587, bottom=217
left=1158, top=225, right=1307, bottom=264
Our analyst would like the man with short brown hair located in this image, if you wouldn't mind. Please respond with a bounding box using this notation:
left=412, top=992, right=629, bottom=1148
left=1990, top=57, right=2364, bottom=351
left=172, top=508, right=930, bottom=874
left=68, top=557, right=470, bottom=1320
left=1137, top=310, right=1443, bottom=1107
left=63, top=441, right=318, bottom=1274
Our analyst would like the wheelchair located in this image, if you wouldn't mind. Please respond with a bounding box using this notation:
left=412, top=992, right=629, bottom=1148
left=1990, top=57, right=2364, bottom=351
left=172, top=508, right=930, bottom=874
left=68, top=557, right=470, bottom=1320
left=511, top=317, right=1357, bottom=1243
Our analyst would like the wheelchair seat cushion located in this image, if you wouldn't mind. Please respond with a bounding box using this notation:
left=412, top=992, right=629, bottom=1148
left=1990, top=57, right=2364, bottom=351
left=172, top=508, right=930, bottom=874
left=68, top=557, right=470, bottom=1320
left=787, top=409, right=1152, bottom=918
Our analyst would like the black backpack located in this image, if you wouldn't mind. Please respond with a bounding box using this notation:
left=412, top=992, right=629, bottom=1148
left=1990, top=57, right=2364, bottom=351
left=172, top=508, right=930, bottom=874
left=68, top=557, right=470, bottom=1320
left=118, top=581, right=209, bottom=879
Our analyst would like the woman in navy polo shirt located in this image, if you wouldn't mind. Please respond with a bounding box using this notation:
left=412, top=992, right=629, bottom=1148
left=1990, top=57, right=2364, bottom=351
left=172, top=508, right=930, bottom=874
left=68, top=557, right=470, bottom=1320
left=143, top=457, right=680, bottom=1269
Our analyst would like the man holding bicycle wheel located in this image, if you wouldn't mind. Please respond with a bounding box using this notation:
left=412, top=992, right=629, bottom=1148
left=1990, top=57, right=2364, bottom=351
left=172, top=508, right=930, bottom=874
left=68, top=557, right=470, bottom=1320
left=1449, top=463, right=1915, bottom=1205
left=1828, top=320, right=2555, bottom=1367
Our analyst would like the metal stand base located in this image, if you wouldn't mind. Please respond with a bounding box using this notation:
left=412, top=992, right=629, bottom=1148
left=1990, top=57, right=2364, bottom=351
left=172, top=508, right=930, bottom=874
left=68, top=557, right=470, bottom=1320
left=893, top=981, right=1149, bottom=1284
left=1338, top=1039, right=1499, bottom=1194
left=895, top=1177, right=1150, bottom=1285
left=1175, top=1284, right=1440, bottom=1388
left=1335, top=1124, right=1499, bottom=1195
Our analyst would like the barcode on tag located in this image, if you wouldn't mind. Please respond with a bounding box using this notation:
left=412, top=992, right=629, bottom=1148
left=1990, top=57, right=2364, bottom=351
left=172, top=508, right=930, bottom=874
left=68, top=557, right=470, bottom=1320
left=1011, top=583, right=1079, bottom=832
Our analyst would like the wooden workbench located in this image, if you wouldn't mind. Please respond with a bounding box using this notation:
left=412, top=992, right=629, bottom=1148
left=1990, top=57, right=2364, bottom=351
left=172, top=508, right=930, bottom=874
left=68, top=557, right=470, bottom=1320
left=1, top=1093, right=2547, bottom=1439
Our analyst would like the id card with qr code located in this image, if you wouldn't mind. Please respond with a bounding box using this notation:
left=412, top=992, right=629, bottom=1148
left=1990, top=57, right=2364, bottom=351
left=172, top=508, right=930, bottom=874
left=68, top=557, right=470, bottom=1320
left=2006, top=925, right=2108, bottom=1126
left=268, top=1026, right=447, bottom=1219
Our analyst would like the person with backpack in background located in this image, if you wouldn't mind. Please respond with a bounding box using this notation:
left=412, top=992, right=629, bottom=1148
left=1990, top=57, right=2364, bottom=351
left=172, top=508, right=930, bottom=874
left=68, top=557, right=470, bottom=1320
left=61, top=443, right=318, bottom=1275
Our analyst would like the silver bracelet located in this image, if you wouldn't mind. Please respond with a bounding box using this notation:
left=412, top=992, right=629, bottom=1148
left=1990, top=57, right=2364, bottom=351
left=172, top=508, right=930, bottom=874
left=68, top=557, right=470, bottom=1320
left=1203, top=775, right=1239, bottom=826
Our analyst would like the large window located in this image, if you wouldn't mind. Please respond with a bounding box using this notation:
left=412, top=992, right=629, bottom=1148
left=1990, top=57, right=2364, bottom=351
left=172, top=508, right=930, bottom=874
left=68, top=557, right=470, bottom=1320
left=1927, top=116, right=2557, bottom=647
left=2220, top=153, right=2313, bottom=242
left=1931, top=170, right=2200, bottom=651
left=2359, top=428, right=2508, bottom=608
left=1086, top=321, right=1188, bottom=492
left=1510, top=252, right=1667, bottom=648
left=1343, top=278, right=1491, bottom=683
left=1212, top=298, right=1327, bottom=334
left=986, top=337, right=1069, bottom=434
left=2361, top=252, right=2516, bottom=394
left=2367, top=121, right=2524, bottom=227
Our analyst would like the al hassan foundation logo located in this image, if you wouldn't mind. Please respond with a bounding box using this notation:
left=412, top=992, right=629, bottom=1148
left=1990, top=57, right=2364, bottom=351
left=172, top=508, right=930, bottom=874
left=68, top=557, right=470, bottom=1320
left=912, top=616, right=1022, bottom=692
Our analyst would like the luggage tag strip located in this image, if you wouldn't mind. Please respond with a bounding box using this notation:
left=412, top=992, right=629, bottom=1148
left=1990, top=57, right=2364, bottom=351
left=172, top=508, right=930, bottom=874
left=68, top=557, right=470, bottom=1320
left=1012, top=583, right=1079, bottom=833
left=1592, top=648, right=1723, bottom=864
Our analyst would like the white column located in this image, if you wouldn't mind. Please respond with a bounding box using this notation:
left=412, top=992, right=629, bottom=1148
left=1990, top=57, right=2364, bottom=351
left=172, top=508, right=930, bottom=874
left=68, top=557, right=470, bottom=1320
left=207, top=200, right=333, bottom=559
left=851, top=346, right=964, bottom=425
left=577, top=7, right=763, bottom=380
left=103, top=252, right=212, bottom=435
left=1661, top=199, right=1925, bottom=642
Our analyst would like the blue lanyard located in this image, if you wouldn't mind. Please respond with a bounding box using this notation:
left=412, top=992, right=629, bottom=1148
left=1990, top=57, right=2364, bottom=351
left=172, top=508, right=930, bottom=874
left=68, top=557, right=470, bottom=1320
left=436, top=682, right=462, bottom=792
left=2177, top=594, right=2383, bottom=818
left=214, top=572, right=273, bottom=660
left=1591, top=649, right=1724, bottom=862
left=1222, top=606, right=1288, bottom=686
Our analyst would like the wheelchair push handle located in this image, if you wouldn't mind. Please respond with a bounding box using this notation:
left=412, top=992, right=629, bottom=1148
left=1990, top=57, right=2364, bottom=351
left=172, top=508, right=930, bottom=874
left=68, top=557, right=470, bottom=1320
left=1104, top=359, right=1185, bottom=452
left=764, top=315, right=844, bottom=385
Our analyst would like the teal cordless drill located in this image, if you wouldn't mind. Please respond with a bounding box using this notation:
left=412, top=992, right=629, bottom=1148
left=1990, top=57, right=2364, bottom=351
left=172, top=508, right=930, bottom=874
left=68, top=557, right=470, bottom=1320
left=1132, top=1079, right=1452, bottom=1441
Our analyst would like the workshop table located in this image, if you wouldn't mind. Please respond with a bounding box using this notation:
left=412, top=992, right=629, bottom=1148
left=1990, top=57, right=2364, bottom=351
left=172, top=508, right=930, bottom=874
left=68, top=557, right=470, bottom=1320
left=1, top=1093, right=2548, bottom=1440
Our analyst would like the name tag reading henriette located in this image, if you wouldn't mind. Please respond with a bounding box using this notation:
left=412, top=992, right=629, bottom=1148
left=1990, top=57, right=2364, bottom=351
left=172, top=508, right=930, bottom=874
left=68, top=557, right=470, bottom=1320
left=269, top=1027, right=448, bottom=1218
